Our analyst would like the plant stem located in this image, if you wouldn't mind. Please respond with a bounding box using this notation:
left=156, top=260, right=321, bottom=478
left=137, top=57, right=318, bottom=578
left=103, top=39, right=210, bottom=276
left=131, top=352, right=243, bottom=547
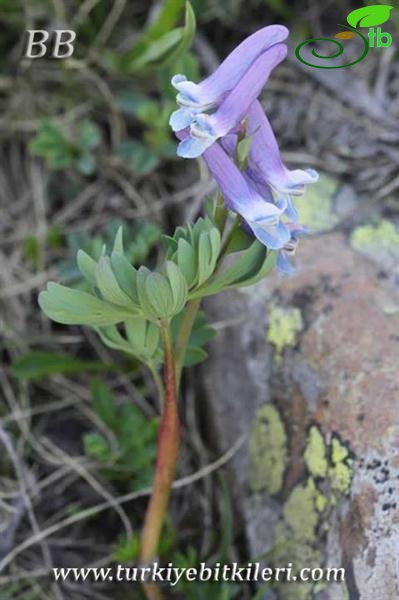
left=174, top=298, right=201, bottom=388
left=217, top=214, right=241, bottom=266
left=140, top=323, right=180, bottom=598
left=148, top=363, right=164, bottom=411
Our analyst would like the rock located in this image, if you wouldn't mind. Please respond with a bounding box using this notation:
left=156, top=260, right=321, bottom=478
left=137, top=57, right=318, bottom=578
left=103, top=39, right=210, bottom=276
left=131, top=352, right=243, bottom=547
left=201, top=228, right=399, bottom=600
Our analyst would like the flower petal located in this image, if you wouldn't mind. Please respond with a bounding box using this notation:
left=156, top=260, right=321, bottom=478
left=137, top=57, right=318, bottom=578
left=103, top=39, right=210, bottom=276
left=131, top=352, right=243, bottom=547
left=202, top=142, right=258, bottom=214
left=172, top=25, right=289, bottom=109
left=277, top=250, right=295, bottom=275
left=250, top=219, right=290, bottom=250
left=203, top=143, right=288, bottom=249
left=179, top=44, right=287, bottom=158
left=246, top=100, right=319, bottom=195
left=169, top=107, right=196, bottom=132
left=207, top=43, right=287, bottom=139
left=177, top=135, right=213, bottom=159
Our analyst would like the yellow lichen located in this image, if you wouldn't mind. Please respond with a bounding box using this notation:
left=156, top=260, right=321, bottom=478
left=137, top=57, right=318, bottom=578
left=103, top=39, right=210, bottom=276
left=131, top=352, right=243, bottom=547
left=249, top=405, right=287, bottom=495
left=304, top=426, right=328, bottom=478
left=295, top=174, right=339, bottom=232
left=351, top=219, right=399, bottom=250
left=270, top=428, right=352, bottom=599
left=267, top=307, right=303, bottom=359
left=330, top=437, right=353, bottom=494
left=350, top=219, right=399, bottom=266
left=273, top=478, right=323, bottom=600
left=283, top=478, right=320, bottom=541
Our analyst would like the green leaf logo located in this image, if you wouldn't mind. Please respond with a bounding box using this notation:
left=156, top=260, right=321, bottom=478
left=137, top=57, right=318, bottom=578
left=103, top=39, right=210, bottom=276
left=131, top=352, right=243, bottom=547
left=347, top=5, right=393, bottom=28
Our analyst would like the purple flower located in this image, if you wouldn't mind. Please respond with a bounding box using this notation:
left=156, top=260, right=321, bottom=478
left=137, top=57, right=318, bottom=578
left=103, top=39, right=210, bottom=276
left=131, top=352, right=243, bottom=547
left=244, top=101, right=318, bottom=196
left=169, top=25, right=288, bottom=132
left=276, top=224, right=307, bottom=274
left=221, top=102, right=318, bottom=221
left=171, top=26, right=319, bottom=264
left=202, top=142, right=290, bottom=250
left=174, top=44, right=288, bottom=158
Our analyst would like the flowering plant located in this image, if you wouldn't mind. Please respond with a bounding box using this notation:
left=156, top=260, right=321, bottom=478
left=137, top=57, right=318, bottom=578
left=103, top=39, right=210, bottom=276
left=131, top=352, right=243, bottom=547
left=39, top=23, right=317, bottom=600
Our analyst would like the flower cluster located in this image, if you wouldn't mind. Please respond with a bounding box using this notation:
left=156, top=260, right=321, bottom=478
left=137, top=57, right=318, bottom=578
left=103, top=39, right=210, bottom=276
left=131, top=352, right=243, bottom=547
left=169, top=25, right=318, bottom=273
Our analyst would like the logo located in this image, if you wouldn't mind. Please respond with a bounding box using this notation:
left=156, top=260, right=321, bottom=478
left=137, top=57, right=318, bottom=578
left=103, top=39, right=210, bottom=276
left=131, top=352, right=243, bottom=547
left=296, top=5, right=393, bottom=69
left=24, top=30, right=76, bottom=59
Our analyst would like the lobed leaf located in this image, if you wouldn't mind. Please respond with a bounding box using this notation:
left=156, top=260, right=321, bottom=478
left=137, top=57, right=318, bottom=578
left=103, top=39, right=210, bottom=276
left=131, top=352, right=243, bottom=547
left=39, top=283, right=135, bottom=326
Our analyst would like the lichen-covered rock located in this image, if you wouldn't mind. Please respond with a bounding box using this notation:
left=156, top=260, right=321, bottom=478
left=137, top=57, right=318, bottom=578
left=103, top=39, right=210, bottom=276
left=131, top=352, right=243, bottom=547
left=202, top=223, right=399, bottom=599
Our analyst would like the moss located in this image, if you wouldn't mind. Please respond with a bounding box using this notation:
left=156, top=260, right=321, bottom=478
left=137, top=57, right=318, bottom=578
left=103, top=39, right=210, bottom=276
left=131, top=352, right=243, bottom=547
left=350, top=219, right=399, bottom=267
left=295, top=173, right=339, bottom=232
left=267, top=307, right=303, bottom=359
left=304, top=426, right=328, bottom=478
left=330, top=437, right=353, bottom=494
left=249, top=405, right=287, bottom=495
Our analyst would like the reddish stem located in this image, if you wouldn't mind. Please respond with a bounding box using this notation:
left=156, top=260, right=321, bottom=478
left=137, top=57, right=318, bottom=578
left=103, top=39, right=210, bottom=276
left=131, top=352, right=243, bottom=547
left=140, top=324, right=180, bottom=597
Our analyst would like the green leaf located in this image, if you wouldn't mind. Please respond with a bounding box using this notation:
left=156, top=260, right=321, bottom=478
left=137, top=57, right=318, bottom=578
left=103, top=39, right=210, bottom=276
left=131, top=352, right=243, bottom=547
left=124, top=317, right=161, bottom=361
left=236, top=136, right=252, bottom=169
left=113, top=533, right=140, bottom=563
left=39, top=283, right=136, bottom=326
left=196, top=232, right=211, bottom=286
left=183, top=346, right=208, bottom=366
left=125, top=317, right=147, bottom=351
left=96, top=325, right=141, bottom=357
left=188, top=311, right=216, bottom=347
left=347, top=5, right=393, bottom=28
left=121, top=29, right=184, bottom=71
left=110, top=0, right=185, bottom=72
left=116, top=140, right=159, bottom=175
left=29, top=121, right=73, bottom=169
left=108, top=2, right=195, bottom=73
left=116, top=91, right=149, bottom=117
left=110, top=252, right=139, bottom=304
left=83, top=432, right=111, bottom=461
left=22, top=234, right=41, bottom=269
left=77, top=119, right=101, bottom=150
left=91, top=378, right=117, bottom=428
left=76, top=153, right=96, bottom=176
left=163, top=2, right=196, bottom=66
left=136, top=267, right=158, bottom=321
left=145, top=322, right=161, bottom=358
left=165, top=261, right=188, bottom=314
left=145, top=272, right=174, bottom=319
left=190, top=241, right=267, bottom=298
left=11, top=352, right=112, bottom=381
left=224, top=225, right=253, bottom=254
left=232, top=249, right=277, bottom=289
left=146, top=0, right=186, bottom=40
left=95, top=257, right=137, bottom=309
left=77, top=250, right=96, bottom=286
left=113, top=226, right=124, bottom=254
left=172, top=309, right=215, bottom=366
left=176, top=238, right=197, bottom=287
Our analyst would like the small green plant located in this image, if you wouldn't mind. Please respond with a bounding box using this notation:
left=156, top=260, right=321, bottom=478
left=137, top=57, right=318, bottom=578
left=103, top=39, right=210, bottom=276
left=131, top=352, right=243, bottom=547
left=116, top=94, right=177, bottom=175
left=84, top=379, right=159, bottom=490
left=29, top=118, right=101, bottom=175
left=22, top=225, right=64, bottom=271
left=106, top=1, right=196, bottom=74
left=11, top=351, right=120, bottom=381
